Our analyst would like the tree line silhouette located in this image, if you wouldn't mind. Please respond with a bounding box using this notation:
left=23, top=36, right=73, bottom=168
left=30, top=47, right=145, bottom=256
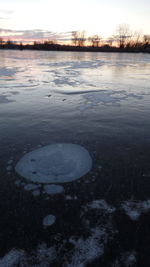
left=0, top=24, right=150, bottom=53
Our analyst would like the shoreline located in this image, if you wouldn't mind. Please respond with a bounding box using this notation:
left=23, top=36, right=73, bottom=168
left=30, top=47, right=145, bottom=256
left=0, top=44, right=150, bottom=54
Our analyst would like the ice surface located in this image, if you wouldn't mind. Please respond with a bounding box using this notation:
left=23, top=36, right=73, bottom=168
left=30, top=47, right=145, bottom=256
left=0, top=67, right=17, bottom=77
left=6, top=165, right=12, bottom=171
left=43, top=184, right=64, bottom=195
left=88, top=200, right=116, bottom=213
left=111, top=251, right=136, bottom=267
left=15, top=143, right=92, bottom=183
left=66, top=195, right=78, bottom=200
left=30, top=243, right=56, bottom=266
left=0, top=244, right=56, bottom=267
left=7, top=159, right=13, bottom=165
left=79, top=90, right=144, bottom=110
left=122, top=251, right=136, bottom=267
left=121, top=200, right=150, bottom=220
left=67, top=228, right=107, bottom=267
left=23, top=183, right=40, bottom=191
left=14, top=180, right=22, bottom=186
left=32, top=189, right=40, bottom=196
left=0, top=95, right=15, bottom=104
left=43, top=214, right=56, bottom=226
left=0, top=249, right=25, bottom=267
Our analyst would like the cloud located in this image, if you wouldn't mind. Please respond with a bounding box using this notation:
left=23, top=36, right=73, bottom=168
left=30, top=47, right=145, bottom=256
left=0, top=17, right=8, bottom=20
left=0, top=9, right=13, bottom=15
left=0, top=9, right=13, bottom=21
left=0, top=28, right=72, bottom=42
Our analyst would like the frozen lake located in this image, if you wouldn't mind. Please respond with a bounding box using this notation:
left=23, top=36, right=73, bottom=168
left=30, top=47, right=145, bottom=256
left=0, top=50, right=150, bottom=266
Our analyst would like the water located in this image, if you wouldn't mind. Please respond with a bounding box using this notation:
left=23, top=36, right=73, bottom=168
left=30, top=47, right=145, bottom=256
left=0, top=50, right=150, bottom=266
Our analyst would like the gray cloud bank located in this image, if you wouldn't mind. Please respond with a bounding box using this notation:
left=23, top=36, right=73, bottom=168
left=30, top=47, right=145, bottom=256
left=0, top=28, right=72, bottom=42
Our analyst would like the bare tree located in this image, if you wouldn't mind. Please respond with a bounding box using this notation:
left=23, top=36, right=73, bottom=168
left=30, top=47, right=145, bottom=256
left=143, top=35, right=150, bottom=47
left=131, top=31, right=143, bottom=48
left=72, top=31, right=86, bottom=46
left=78, top=31, right=86, bottom=47
left=116, top=24, right=131, bottom=48
left=0, top=37, right=4, bottom=46
left=88, top=35, right=101, bottom=47
left=104, top=37, right=115, bottom=47
left=72, top=31, right=78, bottom=46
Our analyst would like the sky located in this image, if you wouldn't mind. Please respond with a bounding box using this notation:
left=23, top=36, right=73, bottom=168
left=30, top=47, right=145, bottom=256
left=0, top=0, right=150, bottom=43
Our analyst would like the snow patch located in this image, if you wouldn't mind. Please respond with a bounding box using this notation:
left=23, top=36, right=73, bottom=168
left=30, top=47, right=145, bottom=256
left=0, top=249, right=25, bottom=267
left=88, top=200, right=116, bottom=213
left=121, top=200, right=150, bottom=220
left=66, top=195, right=78, bottom=200
left=29, top=243, right=56, bottom=266
left=15, top=143, right=92, bottom=183
left=67, top=228, right=107, bottom=267
left=78, top=90, right=144, bottom=111
left=0, top=244, right=56, bottom=267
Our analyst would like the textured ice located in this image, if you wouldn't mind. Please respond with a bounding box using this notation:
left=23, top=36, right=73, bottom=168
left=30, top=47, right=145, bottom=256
left=15, top=143, right=92, bottom=183
left=121, top=200, right=150, bottom=220
left=82, top=90, right=143, bottom=108
left=112, top=251, right=136, bottom=267
left=0, top=67, right=17, bottom=77
left=23, top=183, right=40, bottom=191
left=122, top=251, right=136, bottom=267
left=66, top=195, right=78, bottom=200
left=32, top=189, right=40, bottom=196
left=0, top=95, right=15, bottom=104
left=7, top=159, right=13, bottom=165
left=6, top=165, right=12, bottom=171
left=29, top=243, right=56, bottom=266
left=0, top=249, right=25, bottom=267
left=43, top=184, right=64, bottom=195
left=43, top=214, right=56, bottom=226
left=15, top=180, right=22, bottom=186
left=67, top=228, right=106, bottom=267
left=0, top=244, right=56, bottom=267
left=88, top=200, right=116, bottom=213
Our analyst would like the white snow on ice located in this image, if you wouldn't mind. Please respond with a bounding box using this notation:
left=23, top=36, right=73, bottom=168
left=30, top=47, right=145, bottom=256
left=0, top=244, right=56, bottom=267
left=15, top=143, right=92, bottom=183
left=77, top=90, right=144, bottom=111
left=0, top=249, right=25, bottom=267
left=121, top=200, right=150, bottom=220
left=88, top=199, right=116, bottom=213
left=66, top=195, right=78, bottom=200
left=67, top=228, right=107, bottom=267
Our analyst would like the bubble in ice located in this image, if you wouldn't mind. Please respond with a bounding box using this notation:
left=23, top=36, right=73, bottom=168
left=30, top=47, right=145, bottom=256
left=43, top=215, right=56, bottom=227
left=43, top=184, right=64, bottom=195
left=15, top=143, right=92, bottom=183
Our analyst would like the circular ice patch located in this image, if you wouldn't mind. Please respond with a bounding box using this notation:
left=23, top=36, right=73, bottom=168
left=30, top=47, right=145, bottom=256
left=43, top=184, right=64, bottom=195
left=15, top=143, right=92, bottom=183
left=43, top=215, right=56, bottom=227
